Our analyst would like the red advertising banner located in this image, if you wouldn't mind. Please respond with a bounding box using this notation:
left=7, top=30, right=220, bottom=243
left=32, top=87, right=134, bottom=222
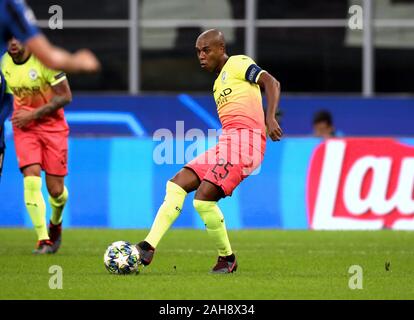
left=307, top=139, right=414, bottom=230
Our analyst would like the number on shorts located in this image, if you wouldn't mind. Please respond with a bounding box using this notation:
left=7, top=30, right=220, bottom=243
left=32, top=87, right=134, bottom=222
left=211, top=158, right=234, bottom=181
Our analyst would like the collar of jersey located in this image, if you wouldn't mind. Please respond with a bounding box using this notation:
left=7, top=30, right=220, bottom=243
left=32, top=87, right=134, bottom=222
left=11, top=53, right=32, bottom=66
left=215, top=56, right=231, bottom=80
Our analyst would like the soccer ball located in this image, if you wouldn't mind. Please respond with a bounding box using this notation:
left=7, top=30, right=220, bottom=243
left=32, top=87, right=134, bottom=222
left=103, top=241, right=141, bottom=275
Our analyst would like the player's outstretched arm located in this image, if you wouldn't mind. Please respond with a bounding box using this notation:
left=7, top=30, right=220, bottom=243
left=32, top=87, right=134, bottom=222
left=257, top=71, right=283, bottom=141
left=11, top=80, right=72, bottom=129
left=26, top=35, right=100, bottom=74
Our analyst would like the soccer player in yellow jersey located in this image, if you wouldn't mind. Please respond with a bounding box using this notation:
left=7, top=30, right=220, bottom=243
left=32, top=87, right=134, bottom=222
left=136, top=29, right=282, bottom=273
left=1, top=38, right=72, bottom=254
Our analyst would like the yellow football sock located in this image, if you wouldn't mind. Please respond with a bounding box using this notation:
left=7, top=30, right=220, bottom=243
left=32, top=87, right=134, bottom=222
left=193, top=199, right=233, bottom=257
left=145, top=181, right=187, bottom=248
left=24, top=176, right=48, bottom=241
left=49, top=186, right=68, bottom=225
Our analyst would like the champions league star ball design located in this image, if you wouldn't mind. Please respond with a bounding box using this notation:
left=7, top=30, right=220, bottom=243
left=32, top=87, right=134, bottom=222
left=103, top=241, right=141, bottom=275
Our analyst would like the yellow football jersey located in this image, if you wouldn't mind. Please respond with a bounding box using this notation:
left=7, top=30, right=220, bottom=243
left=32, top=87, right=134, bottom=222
left=213, top=55, right=265, bottom=131
left=1, top=53, right=68, bottom=131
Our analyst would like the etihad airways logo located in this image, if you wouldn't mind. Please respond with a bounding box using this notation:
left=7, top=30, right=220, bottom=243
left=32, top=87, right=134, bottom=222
left=215, top=88, right=232, bottom=107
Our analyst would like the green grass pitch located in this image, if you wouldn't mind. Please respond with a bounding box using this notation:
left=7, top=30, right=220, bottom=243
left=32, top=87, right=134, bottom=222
left=0, top=228, right=413, bottom=300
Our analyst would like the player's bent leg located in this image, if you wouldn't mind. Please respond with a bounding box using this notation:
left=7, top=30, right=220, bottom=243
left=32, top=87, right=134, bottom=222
left=22, top=165, right=53, bottom=254
left=193, top=181, right=237, bottom=274
left=46, top=174, right=68, bottom=253
left=170, top=167, right=201, bottom=193
left=137, top=169, right=200, bottom=266
left=144, top=181, right=188, bottom=248
left=22, top=164, right=42, bottom=177
left=46, top=174, right=68, bottom=225
left=45, top=174, right=65, bottom=198
left=137, top=165, right=202, bottom=266
left=194, top=179, right=225, bottom=202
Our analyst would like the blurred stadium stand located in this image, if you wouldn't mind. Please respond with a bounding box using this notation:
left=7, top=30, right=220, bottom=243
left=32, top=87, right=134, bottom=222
left=27, top=0, right=414, bottom=94
left=14, top=0, right=412, bottom=139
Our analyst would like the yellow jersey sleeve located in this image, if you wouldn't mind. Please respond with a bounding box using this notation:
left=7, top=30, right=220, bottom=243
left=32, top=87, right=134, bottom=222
left=42, top=64, right=67, bottom=87
left=230, top=55, right=265, bottom=84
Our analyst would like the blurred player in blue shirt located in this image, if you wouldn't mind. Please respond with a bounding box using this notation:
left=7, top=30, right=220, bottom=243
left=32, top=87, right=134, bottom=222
left=0, top=70, right=12, bottom=179
left=1, top=0, right=99, bottom=178
left=0, top=0, right=100, bottom=73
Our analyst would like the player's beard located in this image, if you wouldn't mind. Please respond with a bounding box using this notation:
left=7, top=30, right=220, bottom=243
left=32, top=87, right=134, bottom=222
left=8, top=48, right=26, bottom=62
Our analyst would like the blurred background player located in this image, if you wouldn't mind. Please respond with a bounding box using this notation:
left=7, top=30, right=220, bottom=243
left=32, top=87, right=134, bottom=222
left=0, top=70, right=12, bottom=180
left=0, top=0, right=98, bottom=189
left=0, top=0, right=100, bottom=73
left=136, top=29, right=282, bottom=273
left=1, top=37, right=72, bottom=254
left=312, top=110, right=336, bottom=139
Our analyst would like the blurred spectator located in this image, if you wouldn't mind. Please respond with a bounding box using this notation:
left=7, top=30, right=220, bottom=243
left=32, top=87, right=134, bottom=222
left=312, top=110, right=336, bottom=138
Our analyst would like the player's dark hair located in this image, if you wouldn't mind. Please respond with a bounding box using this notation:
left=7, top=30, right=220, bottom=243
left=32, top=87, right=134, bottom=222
left=313, top=110, right=333, bottom=126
